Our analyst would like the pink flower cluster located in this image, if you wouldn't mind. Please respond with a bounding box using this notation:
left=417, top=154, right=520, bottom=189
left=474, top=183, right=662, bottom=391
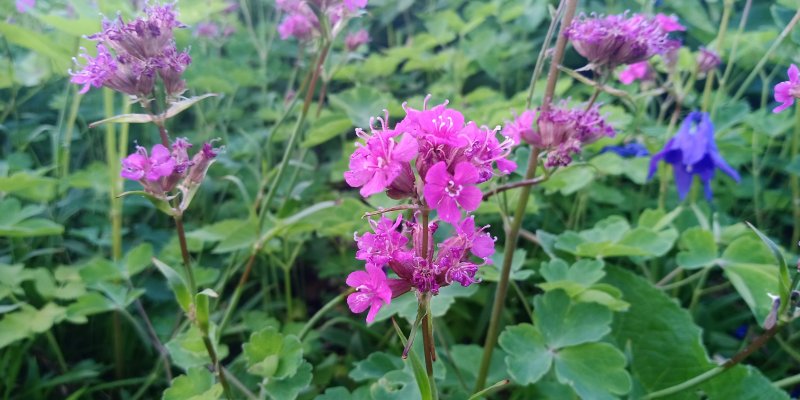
left=564, top=12, right=677, bottom=71
left=343, top=96, right=513, bottom=322
left=344, top=97, right=517, bottom=223
left=69, top=3, right=191, bottom=100
left=276, top=0, right=367, bottom=41
left=503, top=103, right=615, bottom=168
left=773, top=64, right=800, bottom=113
left=121, top=138, right=218, bottom=196
left=347, top=215, right=495, bottom=322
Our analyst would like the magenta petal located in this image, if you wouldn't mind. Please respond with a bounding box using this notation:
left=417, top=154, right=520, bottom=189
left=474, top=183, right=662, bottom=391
left=424, top=161, right=450, bottom=186
left=360, top=172, right=388, bottom=197
left=472, top=234, right=496, bottom=258
left=437, top=197, right=461, bottom=224
left=121, top=153, right=148, bottom=180
left=347, top=291, right=371, bottom=314
left=365, top=300, right=383, bottom=323
left=456, top=186, right=482, bottom=212
left=346, top=270, right=370, bottom=288
left=453, top=162, right=479, bottom=184
left=394, top=134, right=418, bottom=162
left=789, top=64, right=799, bottom=82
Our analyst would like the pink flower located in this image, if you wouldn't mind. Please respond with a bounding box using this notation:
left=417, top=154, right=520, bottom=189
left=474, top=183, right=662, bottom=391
left=344, top=0, right=368, bottom=11
left=502, top=109, right=535, bottom=145
left=423, top=161, right=482, bottom=224
left=655, top=13, right=686, bottom=32
left=16, top=0, right=35, bottom=13
left=696, top=48, right=721, bottom=74
left=618, top=61, right=652, bottom=85
left=345, top=29, right=370, bottom=51
left=121, top=144, right=176, bottom=182
left=456, top=216, right=495, bottom=259
left=344, top=113, right=418, bottom=197
left=278, top=12, right=316, bottom=40
left=346, top=263, right=392, bottom=323
left=355, top=215, right=408, bottom=266
left=462, top=123, right=518, bottom=182
left=773, top=64, right=800, bottom=113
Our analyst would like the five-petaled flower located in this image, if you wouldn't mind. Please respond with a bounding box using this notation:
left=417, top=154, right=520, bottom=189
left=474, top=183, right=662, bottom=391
left=423, top=161, right=482, bottom=224
left=346, top=263, right=392, bottom=323
left=648, top=111, right=740, bottom=200
left=773, top=64, right=800, bottom=113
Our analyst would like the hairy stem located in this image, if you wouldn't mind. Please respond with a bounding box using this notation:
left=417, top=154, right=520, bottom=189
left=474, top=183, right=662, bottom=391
left=792, top=103, right=800, bottom=245
left=173, top=215, right=197, bottom=295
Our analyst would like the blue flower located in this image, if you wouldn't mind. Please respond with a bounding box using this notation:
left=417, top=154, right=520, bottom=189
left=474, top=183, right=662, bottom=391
left=648, top=111, right=740, bottom=200
left=600, top=142, right=650, bottom=158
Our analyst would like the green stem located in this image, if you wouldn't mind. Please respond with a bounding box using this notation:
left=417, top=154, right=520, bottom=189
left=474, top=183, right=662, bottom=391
left=732, top=7, right=800, bottom=101
left=284, top=266, right=293, bottom=321
left=644, top=325, right=780, bottom=399
left=260, top=41, right=330, bottom=217
left=44, top=330, right=67, bottom=373
left=173, top=215, right=197, bottom=295
left=59, top=88, right=83, bottom=178
left=525, top=0, right=564, bottom=109
left=711, top=0, right=752, bottom=119
left=792, top=103, right=800, bottom=245
left=774, top=370, right=800, bottom=388
left=201, top=335, right=234, bottom=400
left=700, top=0, right=732, bottom=112
left=468, top=379, right=510, bottom=400
left=218, top=250, right=259, bottom=334
left=298, top=289, right=351, bottom=340
left=421, top=295, right=438, bottom=400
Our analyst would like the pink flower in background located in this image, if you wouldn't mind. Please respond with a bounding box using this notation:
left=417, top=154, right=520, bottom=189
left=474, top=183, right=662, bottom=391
left=121, top=144, right=175, bottom=182
left=774, top=64, right=800, bottom=113
left=195, top=22, right=220, bottom=38
left=618, top=61, right=652, bottom=85
left=16, top=0, right=35, bottom=13
left=502, top=109, right=535, bottom=145
left=696, top=48, right=721, bottom=74
left=423, top=161, right=482, bottom=224
left=344, top=0, right=368, bottom=12
left=655, top=13, right=686, bottom=32
left=345, top=29, right=370, bottom=51
left=278, top=12, right=316, bottom=40
left=346, top=263, right=392, bottom=323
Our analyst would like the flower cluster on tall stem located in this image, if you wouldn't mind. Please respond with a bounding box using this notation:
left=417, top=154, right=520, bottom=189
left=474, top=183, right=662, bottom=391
left=344, top=97, right=513, bottom=322
left=276, top=0, right=368, bottom=41
left=69, top=3, right=191, bottom=104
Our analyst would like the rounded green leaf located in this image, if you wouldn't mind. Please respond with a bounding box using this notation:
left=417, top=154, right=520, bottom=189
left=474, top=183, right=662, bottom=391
left=534, top=290, right=612, bottom=348
left=498, top=323, right=552, bottom=385
left=553, top=342, right=631, bottom=400
left=676, top=227, right=718, bottom=269
left=243, top=327, right=303, bottom=379
left=162, top=367, right=222, bottom=400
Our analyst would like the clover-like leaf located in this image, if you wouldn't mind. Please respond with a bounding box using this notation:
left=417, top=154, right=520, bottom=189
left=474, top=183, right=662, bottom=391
left=162, top=367, right=222, bottom=400
left=676, top=227, right=718, bottom=269
left=540, top=259, right=604, bottom=286
left=368, top=369, right=421, bottom=400
left=535, top=290, right=612, bottom=348
left=350, top=352, right=404, bottom=382
left=553, top=343, right=631, bottom=400
left=263, top=361, right=313, bottom=400
left=498, top=323, right=552, bottom=385
left=243, top=327, right=303, bottom=379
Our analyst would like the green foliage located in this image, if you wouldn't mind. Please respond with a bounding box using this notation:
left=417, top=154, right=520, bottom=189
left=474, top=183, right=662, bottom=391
left=162, top=367, right=223, bottom=400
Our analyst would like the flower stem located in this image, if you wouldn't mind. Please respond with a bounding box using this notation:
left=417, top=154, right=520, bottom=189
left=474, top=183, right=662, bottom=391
left=476, top=0, right=576, bottom=392
left=260, top=41, right=330, bottom=216
left=483, top=176, right=547, bottom=200
left=173, top=214, right=197, bottom=295
left=525, top=0, right=565, bottom=109
left=792, top=103, right=800, bottom=245
left=201, top=335, right=234, bottom=400
left=58, top=87, right=83, bottom=178
left=298, top=289, right=352, bottom=340
left=644, top=325, right=780, bottom=399
left=732, top=7, right=800, bottom=102
left=421, top=294, right=438, bottom=400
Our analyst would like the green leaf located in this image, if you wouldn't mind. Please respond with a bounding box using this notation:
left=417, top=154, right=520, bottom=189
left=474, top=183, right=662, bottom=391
left=603, top=266, right=789, bottom=399
left=88, top=113, right=154, bottom=128
left=165, top=326, right=228, bottom=371
left=553, top=343, right=631, bottom=400
left=89, top=94, right=217, bottom=128
left=349, top=352, right=404, bottom=382
left=368, top=369, right=420, bottom=400
left=479, top=249, right=533, bottom=282
left=300, top=114, right=353, bottom=148
left=534, top=290, right=612, bottom=348
left=374, top=284, right=477, bottom=323
left=722, top=237, right=781, bottom=323
left=162, top=367, right=222, bottom=400
left=498, top=323, right=552, bottom=385
left=0, top=22, right=71, bottom=71
left=263, top=361, right=313, bottom=400
left=0, top=172, right=58, bottom=201
left=0, top=198, right=64, bottom=238
left=328, top=86, right=399, bottom=127
left=124, top=243, right=153, bottom=277
left=540, top=259, right=605, bottom=286
left=0, top=303, right=67, bottom=349
left=676, top=227, right=718, bottom=269
left=152, top=258, right=192, bottom=313
left=746, top=222, right=791, bottom=314
left=243, top=327, right=303, bottom=379
left=541, top=165, right=596, bottom=195
left=195, top=289, right=218, bottom=335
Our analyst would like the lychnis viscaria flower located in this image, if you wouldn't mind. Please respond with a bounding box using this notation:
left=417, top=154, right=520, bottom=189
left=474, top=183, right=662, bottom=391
left=773, top=64, right=800, bottom=113
left=346, top=213, right=495, bottom=322
left=648, top=111, right=740, bottom=200
left=423, top=161, right=482, bottom=224
left=275, top=0, right=368, bottom=41
left=121, top=138, right=219, bottom=197
left=564, top=12, right=673, bottom=71
left=696, top=48, right=721, bottom=75
left=345, top=29, right=370, bottom=51
left=618, top=61, right=653, bottom=85
left=69, top=3, right=191, bottom=102
left=506, top=102, right=615, bottom=168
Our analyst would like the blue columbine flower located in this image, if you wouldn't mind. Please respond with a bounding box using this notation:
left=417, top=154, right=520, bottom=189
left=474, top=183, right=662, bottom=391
left=648, top=111, right=740, bottom=200
left=600, top=142, right=650, bottom=158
